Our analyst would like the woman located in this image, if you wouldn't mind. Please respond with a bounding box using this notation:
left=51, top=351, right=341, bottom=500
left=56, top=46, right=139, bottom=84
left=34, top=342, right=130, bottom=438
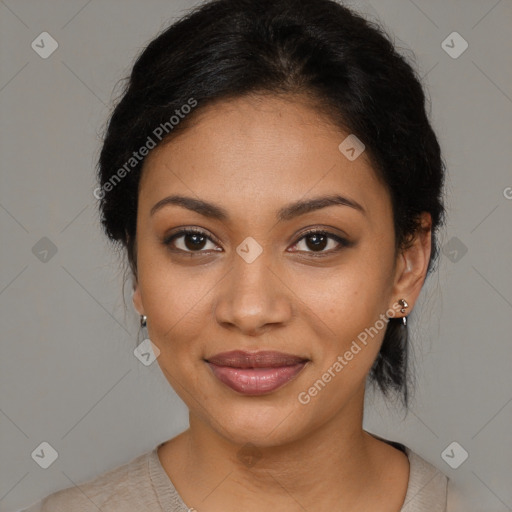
left=22, top=0, right=450, bottom=510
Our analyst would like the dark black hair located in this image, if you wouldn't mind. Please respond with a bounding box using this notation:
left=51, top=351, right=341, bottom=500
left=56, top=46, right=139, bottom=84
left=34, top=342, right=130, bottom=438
left=97, top=0, right=445, bottom=406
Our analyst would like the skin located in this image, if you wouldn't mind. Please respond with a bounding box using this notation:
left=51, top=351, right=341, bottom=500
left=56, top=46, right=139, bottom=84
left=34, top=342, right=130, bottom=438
left=132, top=93, right=432, bottom=512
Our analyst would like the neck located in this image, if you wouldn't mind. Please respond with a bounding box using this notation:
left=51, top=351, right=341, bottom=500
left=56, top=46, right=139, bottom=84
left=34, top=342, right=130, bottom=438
left=165, top=388, right=400, bottom=510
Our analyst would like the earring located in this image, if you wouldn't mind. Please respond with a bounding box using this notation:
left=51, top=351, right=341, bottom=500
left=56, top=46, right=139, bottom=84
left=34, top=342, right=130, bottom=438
left=398, top=299, right=408, bottom=326
left=140, top=315, right=147, bottom=328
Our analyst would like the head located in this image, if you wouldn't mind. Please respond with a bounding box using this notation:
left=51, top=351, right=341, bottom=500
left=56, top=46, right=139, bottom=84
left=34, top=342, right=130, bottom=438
left=97, top=0, right=444, bottom=446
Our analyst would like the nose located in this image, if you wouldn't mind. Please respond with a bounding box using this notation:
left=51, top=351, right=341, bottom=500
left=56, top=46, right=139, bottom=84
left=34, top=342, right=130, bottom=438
left=214, top=249, right=293, bottom=336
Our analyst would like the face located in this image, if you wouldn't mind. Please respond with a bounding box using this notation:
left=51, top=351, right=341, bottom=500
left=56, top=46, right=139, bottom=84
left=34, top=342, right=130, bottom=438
left=133, top=94, right=430, bottom=447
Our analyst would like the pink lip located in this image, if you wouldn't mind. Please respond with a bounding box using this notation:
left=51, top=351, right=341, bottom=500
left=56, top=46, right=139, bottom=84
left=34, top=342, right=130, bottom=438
left=205, top=350, right=309, bottom=396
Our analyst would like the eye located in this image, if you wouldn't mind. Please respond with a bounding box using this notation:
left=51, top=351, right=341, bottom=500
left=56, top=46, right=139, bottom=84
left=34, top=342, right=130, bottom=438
left=163, top=228, right=221, bottom=253
left=288, top=229, right=351, bottom=255
left=163, top=227, right=352, bottom=256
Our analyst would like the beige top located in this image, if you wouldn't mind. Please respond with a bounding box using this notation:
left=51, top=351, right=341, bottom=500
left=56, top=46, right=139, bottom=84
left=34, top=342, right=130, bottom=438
left=20, top=442, right=449, bottom=512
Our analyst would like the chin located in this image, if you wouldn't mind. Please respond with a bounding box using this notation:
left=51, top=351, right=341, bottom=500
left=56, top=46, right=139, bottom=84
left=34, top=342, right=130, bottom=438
left=208, top=400, right=306, bottom=447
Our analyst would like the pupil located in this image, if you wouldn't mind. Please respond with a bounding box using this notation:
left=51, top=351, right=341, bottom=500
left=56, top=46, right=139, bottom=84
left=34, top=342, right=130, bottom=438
left=185, top=233, right=206, bottom=250
left=306, top=233, right=327, bottom=251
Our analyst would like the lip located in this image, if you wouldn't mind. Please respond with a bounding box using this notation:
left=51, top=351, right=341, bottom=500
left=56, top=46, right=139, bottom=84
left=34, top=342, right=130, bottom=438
left=205, top=350, right=309, bottom=396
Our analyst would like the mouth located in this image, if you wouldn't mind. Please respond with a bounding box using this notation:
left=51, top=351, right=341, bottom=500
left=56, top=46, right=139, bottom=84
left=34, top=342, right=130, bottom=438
left=204, top=350, right=309, bottom=396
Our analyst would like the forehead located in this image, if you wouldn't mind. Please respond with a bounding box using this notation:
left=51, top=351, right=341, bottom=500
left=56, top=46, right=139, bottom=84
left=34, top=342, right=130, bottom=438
left=139, top=94, right=389, bottom=222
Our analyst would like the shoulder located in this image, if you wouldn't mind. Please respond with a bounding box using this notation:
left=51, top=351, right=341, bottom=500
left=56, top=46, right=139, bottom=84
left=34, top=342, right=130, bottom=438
left=20, top=449, right=159, bottom=512
left=400, top=447, right=449, bottom=512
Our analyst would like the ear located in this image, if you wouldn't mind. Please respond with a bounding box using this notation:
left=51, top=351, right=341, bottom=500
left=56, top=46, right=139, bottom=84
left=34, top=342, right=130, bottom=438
left=128, top=232, right=145, bottom=317
left=391, top=212, right=432, bottom=315
left=132, top=278, right=145, bottom=317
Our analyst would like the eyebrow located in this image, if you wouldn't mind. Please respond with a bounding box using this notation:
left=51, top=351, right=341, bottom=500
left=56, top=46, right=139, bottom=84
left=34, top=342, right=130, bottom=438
left=150, top=193, right=365, bottom=221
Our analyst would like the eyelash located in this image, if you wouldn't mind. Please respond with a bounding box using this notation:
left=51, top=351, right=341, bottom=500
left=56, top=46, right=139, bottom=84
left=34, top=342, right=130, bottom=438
left=163, top=227, right=352, bottom=256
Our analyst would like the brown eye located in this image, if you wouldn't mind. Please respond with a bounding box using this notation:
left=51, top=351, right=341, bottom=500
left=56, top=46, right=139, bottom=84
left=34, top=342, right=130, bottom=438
left=290, top=230, right=351, bottom=254
left=164, top=229, right=220, bottom=253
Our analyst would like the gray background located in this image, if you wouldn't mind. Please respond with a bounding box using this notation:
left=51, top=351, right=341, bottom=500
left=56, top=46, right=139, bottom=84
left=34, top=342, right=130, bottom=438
left=1, top=0, right=511, bottom=511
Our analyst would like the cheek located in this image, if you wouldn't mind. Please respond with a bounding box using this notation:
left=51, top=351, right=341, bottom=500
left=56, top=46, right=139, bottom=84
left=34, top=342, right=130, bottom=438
left=136, top=245, right=211, bottom=362
left=303, top=276, right=386, bottom=373
left=294, top=273, right=390, bottom=415
left=293, top=245, right=395, bottom=383
left=303, top=247, right=393, bottom=327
